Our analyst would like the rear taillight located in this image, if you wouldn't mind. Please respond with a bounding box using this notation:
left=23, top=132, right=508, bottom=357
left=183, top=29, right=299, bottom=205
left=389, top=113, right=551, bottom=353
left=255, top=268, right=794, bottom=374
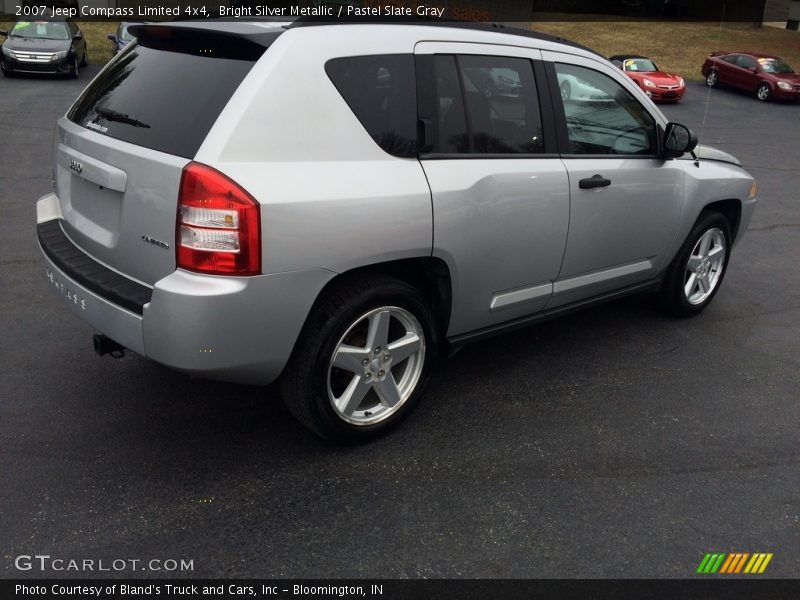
left=177, top=162, right=261, bottom=276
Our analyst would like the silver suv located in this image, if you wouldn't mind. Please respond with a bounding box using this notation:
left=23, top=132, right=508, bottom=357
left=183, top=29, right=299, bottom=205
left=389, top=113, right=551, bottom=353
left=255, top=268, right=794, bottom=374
left=36, top=20, right=757, bottom=442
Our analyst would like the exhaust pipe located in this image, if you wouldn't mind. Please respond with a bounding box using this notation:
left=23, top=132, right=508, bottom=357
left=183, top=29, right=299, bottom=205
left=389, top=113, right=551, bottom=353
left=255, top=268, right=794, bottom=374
left=93, top=334, right=125, bottom=358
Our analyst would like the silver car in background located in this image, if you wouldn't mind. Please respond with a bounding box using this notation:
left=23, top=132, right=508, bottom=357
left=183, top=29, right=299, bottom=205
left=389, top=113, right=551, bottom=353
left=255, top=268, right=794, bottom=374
left=36, top=21, right=757, bottom=442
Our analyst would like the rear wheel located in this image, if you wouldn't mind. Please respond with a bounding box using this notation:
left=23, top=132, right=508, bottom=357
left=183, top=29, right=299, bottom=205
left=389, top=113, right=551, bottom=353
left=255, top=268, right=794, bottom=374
left=281, top=276, right=438, bottom=443
left=756, top=82, right=771, bottom=101
left=660, top=211, right=732, bottom=317
left=705, top=70, right=719, bottom=87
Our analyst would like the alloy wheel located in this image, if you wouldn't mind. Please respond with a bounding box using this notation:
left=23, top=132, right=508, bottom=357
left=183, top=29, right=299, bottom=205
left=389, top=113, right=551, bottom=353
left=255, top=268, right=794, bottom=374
left=327, top=306, right=425, bottom=426
left=684, top=228, right=726, bottom=305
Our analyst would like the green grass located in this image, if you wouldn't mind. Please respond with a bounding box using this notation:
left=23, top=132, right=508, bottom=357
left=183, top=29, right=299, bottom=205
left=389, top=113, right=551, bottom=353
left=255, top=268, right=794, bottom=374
left=2, top=18, right=799, bottom=79
left=532, top=19, right=800, bottom=81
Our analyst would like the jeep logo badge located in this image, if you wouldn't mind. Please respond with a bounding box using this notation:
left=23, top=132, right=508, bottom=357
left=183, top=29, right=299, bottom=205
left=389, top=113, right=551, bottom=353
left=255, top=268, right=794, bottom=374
left=69, top=160, right=83, bottom=175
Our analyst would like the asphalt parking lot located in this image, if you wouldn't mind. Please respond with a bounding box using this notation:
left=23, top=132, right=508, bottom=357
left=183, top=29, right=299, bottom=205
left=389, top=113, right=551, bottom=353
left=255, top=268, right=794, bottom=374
left=1, top=68, right=798, bottom=579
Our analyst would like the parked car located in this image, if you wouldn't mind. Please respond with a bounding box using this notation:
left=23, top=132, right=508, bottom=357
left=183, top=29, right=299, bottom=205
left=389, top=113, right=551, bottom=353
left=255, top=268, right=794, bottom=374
left=462, top=66, right=523, bottom=98
left=36, top=21, right=757, bottom=442
left=702, top=51, right=800, bottom=102
left=556, top=71, right=611, bottom=101
left=107, top=22, right=136, bottom=54
left=610, top=54, right=685, bottom=102
left=1, top=20, right=87, bottom=78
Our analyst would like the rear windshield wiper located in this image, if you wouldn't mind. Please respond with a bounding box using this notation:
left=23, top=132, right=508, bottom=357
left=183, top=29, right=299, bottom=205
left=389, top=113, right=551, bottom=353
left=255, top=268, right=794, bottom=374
left=93, top=107, right=150, bottom=129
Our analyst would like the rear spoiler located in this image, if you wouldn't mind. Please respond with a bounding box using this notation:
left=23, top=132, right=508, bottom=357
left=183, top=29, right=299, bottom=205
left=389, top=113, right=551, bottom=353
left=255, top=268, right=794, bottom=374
left=708, top=51, right=728, bottom=57
left=128, top=22, right=283, bottom=57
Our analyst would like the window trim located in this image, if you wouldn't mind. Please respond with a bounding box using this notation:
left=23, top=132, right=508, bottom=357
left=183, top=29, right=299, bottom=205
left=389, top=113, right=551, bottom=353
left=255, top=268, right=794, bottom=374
left=416, top=53, right=554, bottom=160
left=545, top=61, right=662, bottom=159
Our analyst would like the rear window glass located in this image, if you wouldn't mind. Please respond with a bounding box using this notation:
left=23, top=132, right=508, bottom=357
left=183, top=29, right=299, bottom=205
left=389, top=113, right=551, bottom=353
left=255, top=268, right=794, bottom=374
left=68, top=35, right=267, bottom=159
left=326, top=55, right=417, bottom=158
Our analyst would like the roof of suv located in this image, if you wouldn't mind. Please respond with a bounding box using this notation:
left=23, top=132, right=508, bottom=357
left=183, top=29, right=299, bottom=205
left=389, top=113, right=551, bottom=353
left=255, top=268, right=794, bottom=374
left=146, top=18, right=601, bottom=58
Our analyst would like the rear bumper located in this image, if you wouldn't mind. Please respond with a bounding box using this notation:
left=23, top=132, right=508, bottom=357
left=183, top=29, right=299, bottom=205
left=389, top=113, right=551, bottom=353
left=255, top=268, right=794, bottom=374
left=37, top=194, right=335, bottom=385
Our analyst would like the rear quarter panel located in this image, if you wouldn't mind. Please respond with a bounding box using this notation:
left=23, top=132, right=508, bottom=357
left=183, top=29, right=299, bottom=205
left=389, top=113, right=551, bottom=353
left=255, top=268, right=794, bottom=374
left=195, top=27, right=433, bottom=277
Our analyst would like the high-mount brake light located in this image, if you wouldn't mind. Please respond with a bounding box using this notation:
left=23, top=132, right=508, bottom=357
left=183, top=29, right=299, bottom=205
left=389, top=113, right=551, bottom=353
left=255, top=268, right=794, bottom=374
left=177, top=162, right=261, bottom=276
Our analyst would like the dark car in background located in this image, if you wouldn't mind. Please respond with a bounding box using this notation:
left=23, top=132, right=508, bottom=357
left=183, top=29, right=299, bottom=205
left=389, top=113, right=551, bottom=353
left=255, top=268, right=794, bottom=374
left=1, top=20, right=87, bottom=78
left=702, top=52, right=800, bottom=102
left=107, top=22, right=135, bottom=54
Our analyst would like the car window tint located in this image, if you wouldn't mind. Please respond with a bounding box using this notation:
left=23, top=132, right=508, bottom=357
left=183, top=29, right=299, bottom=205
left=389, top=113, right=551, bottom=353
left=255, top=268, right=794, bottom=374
left=554, top=63, right=656, bottom=156
left=736, top=56, right=757, bottom=69
left=723, top=55, right=739, bottom=64
left=68, top=39, right=267, bottom=159
left=431, top=55, right=469, bottom=153
left=326, top=55, right=417, bottom=158
left=457, top=55, right=544, bottom=154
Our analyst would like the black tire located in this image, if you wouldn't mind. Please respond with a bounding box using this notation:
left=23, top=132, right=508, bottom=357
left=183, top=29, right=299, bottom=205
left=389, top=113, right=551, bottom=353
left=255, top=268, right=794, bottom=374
left=560, top=80, right=571, bottom=101
left=80, top=48, right=88, bottom=67
left=660, top=211, right=732, bottom=317
left=70, top=56, right=79, bottom=79
left=280, top=276, right=439, bottom=444
left=705, top=70, right=719, bottom=87
left=484, top=79, right=495, bottom=99
left=756, top=82, right=771, bottom=101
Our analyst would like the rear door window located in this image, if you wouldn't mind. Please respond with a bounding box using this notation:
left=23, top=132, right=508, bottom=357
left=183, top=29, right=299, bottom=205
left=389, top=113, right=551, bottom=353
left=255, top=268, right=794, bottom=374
left=326, top=54, right=418, bottom=158
left=425, top=54, right=544, bottom=155
left=68, top=31, right=273, bottom=159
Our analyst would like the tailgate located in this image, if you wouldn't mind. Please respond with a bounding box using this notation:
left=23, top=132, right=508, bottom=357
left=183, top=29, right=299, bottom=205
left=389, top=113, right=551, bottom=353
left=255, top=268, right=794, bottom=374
left=54, top=24, right=278, bottom=285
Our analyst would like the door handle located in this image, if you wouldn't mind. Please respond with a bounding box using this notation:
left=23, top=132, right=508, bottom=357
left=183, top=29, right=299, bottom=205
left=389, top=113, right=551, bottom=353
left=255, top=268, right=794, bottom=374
left=579, top=174, right=612, bottom=189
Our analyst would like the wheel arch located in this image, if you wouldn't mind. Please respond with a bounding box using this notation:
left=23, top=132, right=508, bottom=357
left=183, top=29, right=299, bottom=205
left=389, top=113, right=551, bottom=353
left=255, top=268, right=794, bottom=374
left=701, top=198, right=742, bottom=241
left=313, top=257, right=453, bottom=338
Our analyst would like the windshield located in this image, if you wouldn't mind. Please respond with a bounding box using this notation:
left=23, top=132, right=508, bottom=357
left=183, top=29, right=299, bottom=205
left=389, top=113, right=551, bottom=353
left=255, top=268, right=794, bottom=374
left=11, top=21, right=69, bottom=41
left=119, top=24, right=134, bottom=42
left=760, top=58, right=794, bottom=74
left=624, top=58, right=658, bottom=72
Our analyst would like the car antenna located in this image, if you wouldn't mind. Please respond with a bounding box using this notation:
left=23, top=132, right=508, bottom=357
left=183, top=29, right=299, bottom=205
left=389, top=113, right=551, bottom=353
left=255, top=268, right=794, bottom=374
left=698, top=3, right=726, bottom=164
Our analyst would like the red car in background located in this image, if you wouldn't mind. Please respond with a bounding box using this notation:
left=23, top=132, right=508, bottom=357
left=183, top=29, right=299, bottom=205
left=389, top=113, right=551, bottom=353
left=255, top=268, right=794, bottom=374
left=702, top=52, right=800, bottom=102
left=610, top=54, right=686, bottom=102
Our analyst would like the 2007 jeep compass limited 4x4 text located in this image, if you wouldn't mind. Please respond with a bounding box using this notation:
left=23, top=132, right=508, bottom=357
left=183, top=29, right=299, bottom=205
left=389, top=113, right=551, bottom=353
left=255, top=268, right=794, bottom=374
left=36, top=19, right=757, bottom=442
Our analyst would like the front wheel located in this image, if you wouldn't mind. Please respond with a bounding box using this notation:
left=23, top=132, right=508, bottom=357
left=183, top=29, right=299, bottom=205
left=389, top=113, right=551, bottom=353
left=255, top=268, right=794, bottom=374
left=80, top=48, right=88, bottom=67
left=756, top=82, right=771, bottom=101
left=660, top=212, right=732, bottom=317
left=705, top=70, right=719, bottom=87
left=70, top=56, right=79, bottom=79
left=281, top=276, right=438, bottom=443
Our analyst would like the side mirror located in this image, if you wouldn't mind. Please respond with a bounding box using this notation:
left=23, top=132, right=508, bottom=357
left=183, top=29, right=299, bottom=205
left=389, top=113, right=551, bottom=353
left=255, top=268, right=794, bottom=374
left=663, top=122, right=698, bottom=158
left=107, top=34, right=117, bottom=42
left=73, top=34, right=83, bottom=41
left=0, top=29, right=8, bottom=37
